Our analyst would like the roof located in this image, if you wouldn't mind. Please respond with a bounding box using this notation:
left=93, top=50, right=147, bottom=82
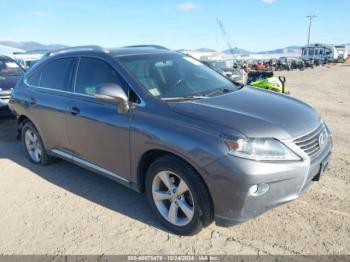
left=110, top=47, right=177, bottom=57
left=42, top=45, right=178, bottom=59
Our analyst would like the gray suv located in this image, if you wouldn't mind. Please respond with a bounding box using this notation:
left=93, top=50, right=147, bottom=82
left=9, top=46, right=332, bottom=235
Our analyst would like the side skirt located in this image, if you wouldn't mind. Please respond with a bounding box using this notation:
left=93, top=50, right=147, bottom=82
left=50, top=149, right=140, bottom=192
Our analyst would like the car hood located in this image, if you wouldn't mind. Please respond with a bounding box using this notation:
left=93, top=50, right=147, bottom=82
left=169, top=86, right=321, bottom=140
left=0, top=75, right=22, bottom=91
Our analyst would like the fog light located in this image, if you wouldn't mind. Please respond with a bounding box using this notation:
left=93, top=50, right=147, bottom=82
left=249, top=183, right=270, bottom=197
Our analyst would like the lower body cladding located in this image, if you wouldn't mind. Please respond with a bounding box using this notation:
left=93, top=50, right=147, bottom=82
left=201, top=143, right=332, bottom=227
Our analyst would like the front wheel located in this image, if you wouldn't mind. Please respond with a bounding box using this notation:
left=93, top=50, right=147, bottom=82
left=145, top=156, right=213, bottom=235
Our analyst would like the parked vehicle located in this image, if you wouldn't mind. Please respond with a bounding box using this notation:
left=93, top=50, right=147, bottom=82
left=10, top=52, right=44, bottom=70
left=9, top=46, right=333, bottom=235
left=301, top=43, right=341, bottom=63
left=290, top=58, right=305, bottom=71
left=202, top=60, right=243, bottom=83
left=251, top=76, right=288, bottom=94
left=334, top=45, right=349, bottom=63
left=303, top=58, right=315, bottom=69
left=0, top=55, right=24, bottom=115
left=276, top=57, right=291, bottom=71
left=246, top=70, right=274, bottom=85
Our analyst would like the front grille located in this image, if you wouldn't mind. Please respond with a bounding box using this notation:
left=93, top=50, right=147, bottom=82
left=294, top=123, right=326, bottom=159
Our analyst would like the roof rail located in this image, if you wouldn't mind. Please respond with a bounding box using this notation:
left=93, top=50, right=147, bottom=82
left=45, top=45, right=109, bottom=57
left=123, top=45, right=169, bottom=50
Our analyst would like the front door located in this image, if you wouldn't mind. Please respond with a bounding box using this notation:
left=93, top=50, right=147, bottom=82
left=66, top=57, right=131, bottom=181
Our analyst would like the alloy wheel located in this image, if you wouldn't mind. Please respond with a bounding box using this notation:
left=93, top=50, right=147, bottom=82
left=24, top=129, right=42, bottom=163
left=152, top=171, right=194, bottom=226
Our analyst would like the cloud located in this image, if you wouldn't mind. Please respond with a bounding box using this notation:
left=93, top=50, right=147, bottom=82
left=261, top=0, right=277, bottom=3
left=176, top=2, right=202, bottom=11
left=26, top=11, right=50, bottom=17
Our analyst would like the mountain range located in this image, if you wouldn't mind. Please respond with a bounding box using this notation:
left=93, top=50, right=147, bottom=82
left=0, top=41, right=67, bottom=52
left=1, top=41, right=302, bottom=55
left=222, top=46, right=303, bottom=55
left=195, top=46, right=302, bottom=55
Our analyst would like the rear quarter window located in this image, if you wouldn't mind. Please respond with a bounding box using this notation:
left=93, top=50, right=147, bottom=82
left=27, top=70, right=41, bottom=86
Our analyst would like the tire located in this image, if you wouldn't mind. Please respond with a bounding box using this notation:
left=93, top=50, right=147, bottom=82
left=22, top=121, right=54, bottom=165
left=145, top=155, right=213, bottom=235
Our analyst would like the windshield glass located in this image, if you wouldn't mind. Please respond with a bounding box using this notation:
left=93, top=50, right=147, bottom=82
left=117, top=53, right=239, bottom=100
left=0, top=59, right=24, bottom=77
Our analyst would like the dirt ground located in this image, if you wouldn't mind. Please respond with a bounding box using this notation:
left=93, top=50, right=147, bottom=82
left=0, top=64, right=349, bottom=255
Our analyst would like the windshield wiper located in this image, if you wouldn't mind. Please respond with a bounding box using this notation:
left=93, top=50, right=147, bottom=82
left=205, top=87, right=237, bottom=97
left=161, top=95, right=207, bottom=101
left=205, top=88, right=226, bottom=97
left=232, top=81, right=245, bottom=88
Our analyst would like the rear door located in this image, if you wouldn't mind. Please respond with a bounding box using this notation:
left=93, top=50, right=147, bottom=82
left=66, top=57, right=131, bottom=181
left=25, top=57, right=75, bottom=151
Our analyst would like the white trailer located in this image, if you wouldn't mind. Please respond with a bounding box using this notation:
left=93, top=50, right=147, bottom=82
left=301, top=44, right=339, bottom=62
left=334, top=45, right=349, bottom=62
left=301, top=44, right=349, bottom=62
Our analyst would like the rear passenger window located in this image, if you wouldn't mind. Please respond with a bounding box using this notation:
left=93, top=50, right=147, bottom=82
left=40, top=58, right=74, bottom=91
left=75, top=57, right=125, bottom=96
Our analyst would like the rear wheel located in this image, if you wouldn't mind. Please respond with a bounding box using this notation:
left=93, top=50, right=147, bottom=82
left=22, top=122, right=54, bottom=165
left=145, top=155, right=213, bottom=235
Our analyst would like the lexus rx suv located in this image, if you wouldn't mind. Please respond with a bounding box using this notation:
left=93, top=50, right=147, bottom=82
left=9, top=46, right=332, bottom=235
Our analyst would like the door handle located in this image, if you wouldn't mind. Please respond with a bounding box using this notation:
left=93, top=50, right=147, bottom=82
left=25, top=97, right=36, bottom=106
left=70, top=106, right=80, bottom=116
left=29, top=97, right=36, bottom=105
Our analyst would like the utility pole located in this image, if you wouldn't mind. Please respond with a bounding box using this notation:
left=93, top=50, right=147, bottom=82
left=306, top=15, right=317, bottom=46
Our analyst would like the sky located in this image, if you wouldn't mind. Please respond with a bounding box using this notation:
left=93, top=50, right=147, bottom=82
left=0, top=0, right=349, bottom=52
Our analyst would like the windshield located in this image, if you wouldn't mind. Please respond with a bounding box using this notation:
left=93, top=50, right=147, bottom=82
left=117, top=53, right=239, bottom=100
left=0, top=59, right=24, bottom=77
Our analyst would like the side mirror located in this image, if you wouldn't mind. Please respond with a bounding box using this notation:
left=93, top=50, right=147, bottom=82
left=95, top=84, right=129, bottom=114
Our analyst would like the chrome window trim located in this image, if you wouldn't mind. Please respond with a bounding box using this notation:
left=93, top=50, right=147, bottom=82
left=24, top=79, right=73, bottom=95
left=73, top=57, right=81, bottom=93
left=51, top=149, right=129, bottom=183
left=24, top=76, right=146, bottom=107
left=24, top=55, right=146, bottom=107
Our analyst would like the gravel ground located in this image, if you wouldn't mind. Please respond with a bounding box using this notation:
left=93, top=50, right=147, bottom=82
left=0, top=64, right=349, bottom=255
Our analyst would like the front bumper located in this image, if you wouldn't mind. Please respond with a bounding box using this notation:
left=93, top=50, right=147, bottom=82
left=0, top=91, right=12, bottom=115
left=201, top=140, right=332, bottom=227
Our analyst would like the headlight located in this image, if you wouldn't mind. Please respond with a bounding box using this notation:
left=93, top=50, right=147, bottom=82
left=324, top=122, right=332, bottom=137
left=224, top=138, right=300, bottom=161
left=323, top=122, right=333, bottom=146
